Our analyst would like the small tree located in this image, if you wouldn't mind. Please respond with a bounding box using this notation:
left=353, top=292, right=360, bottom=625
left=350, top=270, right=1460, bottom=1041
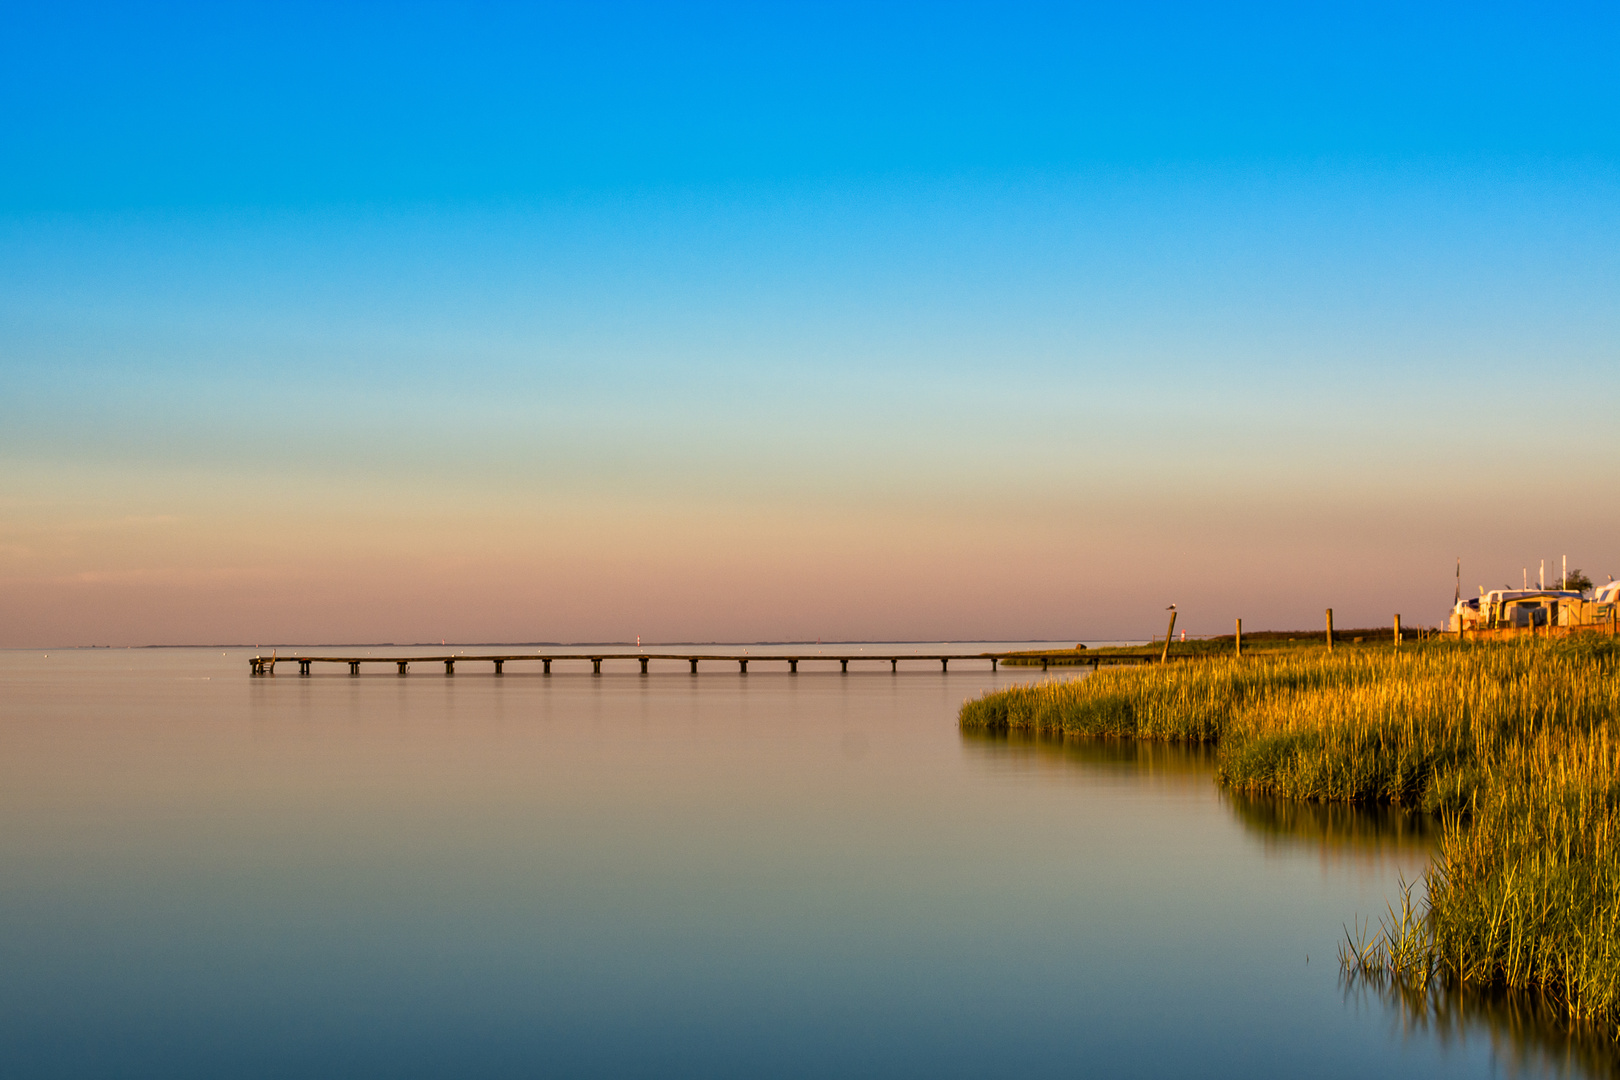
left=1563, top=568, right=1594, bottom=595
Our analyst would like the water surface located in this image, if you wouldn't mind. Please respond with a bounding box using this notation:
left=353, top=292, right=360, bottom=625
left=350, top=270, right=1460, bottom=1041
left=0, top=647, right=1603, bottom=1077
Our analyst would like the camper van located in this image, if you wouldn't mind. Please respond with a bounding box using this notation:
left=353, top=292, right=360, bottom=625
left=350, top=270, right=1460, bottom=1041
left=1572, top=581, right=1620, bottom=626
left=1454, top=589, right=1584, bottom=630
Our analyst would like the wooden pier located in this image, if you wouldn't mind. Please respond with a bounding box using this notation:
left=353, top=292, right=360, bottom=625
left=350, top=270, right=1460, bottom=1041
left=248, top=650, right=1155, bottom=677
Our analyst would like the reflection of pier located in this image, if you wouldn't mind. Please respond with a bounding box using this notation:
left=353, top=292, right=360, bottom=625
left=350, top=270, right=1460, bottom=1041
left=248, top=651, right=1156, bottom=677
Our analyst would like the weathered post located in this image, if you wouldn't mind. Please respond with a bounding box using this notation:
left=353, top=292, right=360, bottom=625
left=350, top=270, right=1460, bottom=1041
left=349, top=661, right=360, bottom=675
left=1235, top=618, right=1242, bottom=658
left=789, top=658, right=798, bottom=674
left=543, top=658, right=551, bottom=675
left=1325, top=608, right=1334, bottom=652
left=941, top=658, right=949, bottom=672
left=591, top=658, right=601, bottom=675
left=739, top=659, right=747, bottom=674
left=1160, top=607, right=1177, bottom=663
left=639, top=657, right=649, bottom=675
left=840, top=659, right=848, bottom=673
left=493, top=659, right=503, bottom=675
left=892, top=658, right=900, bottom=672
left=1393, top=614, right=1401, bottom=648
left=444, top=659, right=454, bottom=676
left=988, top=657, right=996, bottom=671
left=689, top=658, right=698, bottom=674
left=396, top=661, right=408, bottom=675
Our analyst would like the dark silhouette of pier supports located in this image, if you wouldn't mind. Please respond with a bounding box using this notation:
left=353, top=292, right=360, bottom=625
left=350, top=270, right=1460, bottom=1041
left=252, top=648, right=1081, bottom=679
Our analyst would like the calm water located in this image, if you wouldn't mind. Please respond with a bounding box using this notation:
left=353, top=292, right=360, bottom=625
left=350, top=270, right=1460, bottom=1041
left=0, top=646, right=1606, bottom=1078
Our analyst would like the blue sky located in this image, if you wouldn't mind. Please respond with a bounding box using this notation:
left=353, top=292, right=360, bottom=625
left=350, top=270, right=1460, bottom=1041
left=2, top=2, right=1617, bottom=644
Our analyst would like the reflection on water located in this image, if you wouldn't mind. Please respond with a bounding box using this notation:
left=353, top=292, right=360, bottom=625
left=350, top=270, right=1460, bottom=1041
left=1223, top=790, right=1441, bottom=857
left=2, top=648, right=1610, bottom=1078
left=957, top=726, right=1215, bottom=779
left=1344, top=971, right=1620, bottom=1079
left=962, top=728, right=1614, bottom=1080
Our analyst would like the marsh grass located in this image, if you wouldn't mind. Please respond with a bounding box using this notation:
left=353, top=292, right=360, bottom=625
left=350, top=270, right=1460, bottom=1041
left=961, top=635, right=1620, bottom=1040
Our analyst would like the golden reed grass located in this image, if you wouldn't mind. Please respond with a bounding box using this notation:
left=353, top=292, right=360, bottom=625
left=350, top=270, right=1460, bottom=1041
left=960, top=636, right=1620, bottom=1040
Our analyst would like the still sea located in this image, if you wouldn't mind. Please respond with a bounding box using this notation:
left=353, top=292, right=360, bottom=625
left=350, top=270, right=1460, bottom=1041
left=0, top=645, right=1604, bottom=1078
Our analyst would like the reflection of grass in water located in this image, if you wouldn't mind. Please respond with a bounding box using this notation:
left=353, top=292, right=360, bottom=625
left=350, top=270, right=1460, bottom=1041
left=959, top=727, right=1214, bottom=780
left=1343, top=963, right=1620, bottom=1079
left=964, top=727, right=1607, bottom=1072
left=961, top=635, right=1620, bottom=1045
left=1222, top=789, right=1439, bottom=856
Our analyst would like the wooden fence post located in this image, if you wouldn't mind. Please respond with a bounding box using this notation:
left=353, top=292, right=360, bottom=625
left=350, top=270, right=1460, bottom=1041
left=1326, top=608, right=1334, bottom=652
left=1394, top=614, right=1401, bottom=648
left=1161, top=608, right=1177, bottom=664
left=1235, top=618, right=1242, bottom=658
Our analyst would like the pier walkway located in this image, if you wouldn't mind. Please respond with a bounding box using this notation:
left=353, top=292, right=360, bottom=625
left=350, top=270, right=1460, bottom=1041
left=249, top=651, right=1153, bottom=677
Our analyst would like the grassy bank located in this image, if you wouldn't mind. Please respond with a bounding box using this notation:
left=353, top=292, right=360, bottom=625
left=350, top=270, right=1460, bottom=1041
left=999, top=629, right=1438, bottom=665
left=960, top=636, right=1620, bottom=1040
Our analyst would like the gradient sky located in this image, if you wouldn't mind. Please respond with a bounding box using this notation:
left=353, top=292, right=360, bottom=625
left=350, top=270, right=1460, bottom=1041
left=3, top=2, right=1617, bottom=646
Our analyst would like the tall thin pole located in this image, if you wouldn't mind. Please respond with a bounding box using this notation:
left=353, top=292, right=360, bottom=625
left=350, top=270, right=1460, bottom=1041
left=1160, top=607, right=1177, bottom=664
left=1394, top=614, right=1401, bottom=648
left=1326, top=608, right=1334, bottom=652
left=1235, top=618, right=1242, bottom=658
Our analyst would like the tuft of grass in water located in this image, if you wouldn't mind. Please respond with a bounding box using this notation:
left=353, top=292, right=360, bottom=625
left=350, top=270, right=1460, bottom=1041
left=961, top=635, right=1620, bottom=1041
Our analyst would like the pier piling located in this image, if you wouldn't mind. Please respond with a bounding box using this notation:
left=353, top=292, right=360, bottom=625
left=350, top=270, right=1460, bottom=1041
left=251, top=648, right=1122, bottom=680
